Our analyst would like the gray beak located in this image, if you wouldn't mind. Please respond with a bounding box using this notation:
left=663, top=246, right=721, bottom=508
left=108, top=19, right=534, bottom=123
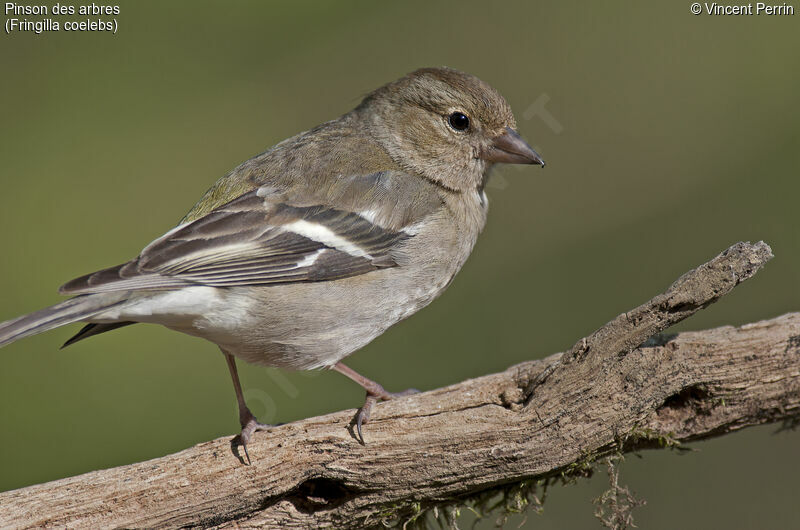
left=481, top=127, right=545, bottom=166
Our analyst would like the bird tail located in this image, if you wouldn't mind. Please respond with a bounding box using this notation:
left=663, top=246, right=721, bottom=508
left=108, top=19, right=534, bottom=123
left=0, top=294, right=128, bottom=348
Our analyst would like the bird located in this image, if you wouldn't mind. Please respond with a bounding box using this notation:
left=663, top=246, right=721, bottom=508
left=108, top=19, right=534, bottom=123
left=0, top=67, right=544, bottom=462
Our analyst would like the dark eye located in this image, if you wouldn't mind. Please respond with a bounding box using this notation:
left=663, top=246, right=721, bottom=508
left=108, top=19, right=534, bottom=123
left=448, top=112, right=470, bottom=131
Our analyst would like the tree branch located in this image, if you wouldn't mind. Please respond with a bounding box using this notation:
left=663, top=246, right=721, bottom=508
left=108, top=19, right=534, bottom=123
left=2, top=241, right=798, bottom=529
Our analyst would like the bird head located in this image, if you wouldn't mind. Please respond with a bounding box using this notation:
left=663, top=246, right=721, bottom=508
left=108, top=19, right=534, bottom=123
left=359, top=67, right=544, bottom=192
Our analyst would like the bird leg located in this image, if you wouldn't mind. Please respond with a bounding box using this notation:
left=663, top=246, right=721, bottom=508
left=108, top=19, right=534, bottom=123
left=332, top=362, right=418, bottom=443
left=223, top=351, right=271, bottom=464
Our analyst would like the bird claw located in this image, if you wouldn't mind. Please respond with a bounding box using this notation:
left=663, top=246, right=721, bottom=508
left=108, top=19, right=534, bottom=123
left=237, top=409, right=271, bottom=465
left=355, top=394, right=377, bottom=444
left=390, top=388, right=420, bottom=398
left=354, top=387, right=419, bottom=445
left=332, top=362, right=420, bottom=445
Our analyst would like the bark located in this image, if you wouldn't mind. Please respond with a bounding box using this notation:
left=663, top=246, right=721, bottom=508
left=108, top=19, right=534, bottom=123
left=2, top=241, right=798, bottom=529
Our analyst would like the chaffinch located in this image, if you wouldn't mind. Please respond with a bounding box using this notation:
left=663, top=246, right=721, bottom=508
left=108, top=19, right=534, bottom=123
left=0, top=67, right=544, bottom=460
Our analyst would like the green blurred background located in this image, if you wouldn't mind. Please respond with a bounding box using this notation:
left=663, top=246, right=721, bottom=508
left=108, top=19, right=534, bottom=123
left=1, top=1, right=798, bottom=527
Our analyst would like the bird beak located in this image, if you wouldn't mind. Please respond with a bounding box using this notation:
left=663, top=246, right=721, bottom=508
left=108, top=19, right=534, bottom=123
left=481, top=127, right=545, bottom=166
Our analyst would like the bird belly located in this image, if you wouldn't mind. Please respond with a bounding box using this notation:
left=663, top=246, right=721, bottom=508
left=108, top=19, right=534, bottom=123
left=220, top=217, right=476, bottom=370
left=211, top=265, right=454, bottom=370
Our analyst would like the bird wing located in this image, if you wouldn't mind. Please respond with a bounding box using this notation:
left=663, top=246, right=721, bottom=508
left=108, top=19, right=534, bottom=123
left=59, top=187, right=414, bottom=295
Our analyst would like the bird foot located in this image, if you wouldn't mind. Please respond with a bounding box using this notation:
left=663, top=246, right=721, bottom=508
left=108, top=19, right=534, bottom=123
left=331, top=362, right=419, bottom=444
left=354, top=387, right=419, bottom=444
left=237, top=408, right=272, bottom=465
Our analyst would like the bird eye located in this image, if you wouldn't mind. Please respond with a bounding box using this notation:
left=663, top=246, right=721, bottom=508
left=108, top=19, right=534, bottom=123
left=448, top=112, right=470, bottom=132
